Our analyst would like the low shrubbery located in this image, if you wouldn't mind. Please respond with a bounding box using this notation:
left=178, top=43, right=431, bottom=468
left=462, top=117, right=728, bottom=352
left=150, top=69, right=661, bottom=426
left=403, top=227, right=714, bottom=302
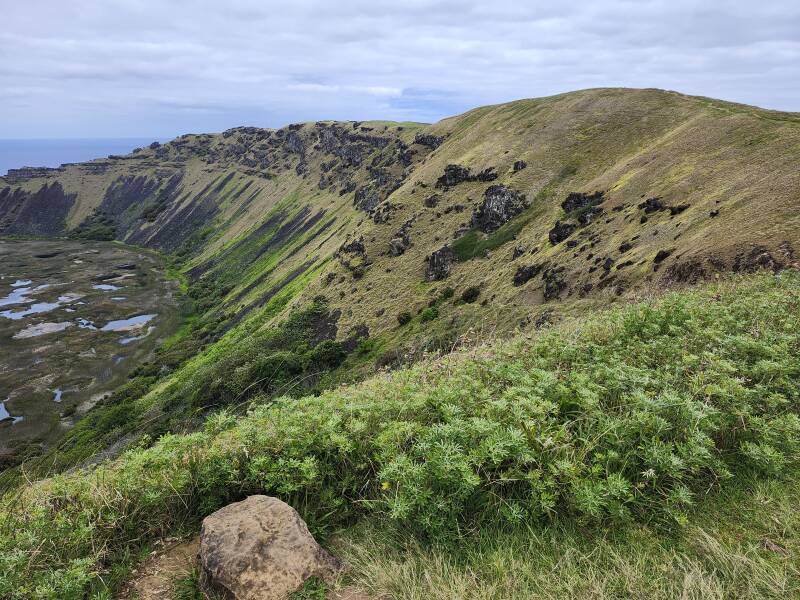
left=1, top=273, right=799, bottom=598
left=419, top=306, right=439, bottom=322
left=461, top=285, right=480, bottom=303
left=24, top=293, right=347, bottom=477
left=68, top=209, right=117, bottom=241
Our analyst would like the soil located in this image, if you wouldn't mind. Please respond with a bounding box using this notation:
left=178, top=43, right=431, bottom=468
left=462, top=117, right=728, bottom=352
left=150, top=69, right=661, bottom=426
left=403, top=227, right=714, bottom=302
left=116, top=538, right=200, bottom=600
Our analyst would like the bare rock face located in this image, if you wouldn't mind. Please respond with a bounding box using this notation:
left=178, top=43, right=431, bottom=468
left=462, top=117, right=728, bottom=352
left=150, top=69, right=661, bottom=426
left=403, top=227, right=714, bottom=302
left=471, top=185, right=529, bottom=233
left=548, top=221, right=576, bottom=245
left=199, top=495, right=342, bottom=600
left=425, top=245, right=454, bottom=280
left=436, top=164, right=472, bottom=188
left=561, top=191, right=604, bottom=213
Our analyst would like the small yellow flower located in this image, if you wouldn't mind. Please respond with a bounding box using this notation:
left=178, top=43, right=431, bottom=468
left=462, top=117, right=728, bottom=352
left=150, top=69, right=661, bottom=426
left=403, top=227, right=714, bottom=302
left=381, top=481, right=391, bottom=490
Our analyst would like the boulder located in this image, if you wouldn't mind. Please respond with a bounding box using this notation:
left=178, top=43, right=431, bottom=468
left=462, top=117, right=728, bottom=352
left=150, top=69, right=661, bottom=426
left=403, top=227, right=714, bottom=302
left=561, top=191, right=604, bottom=213
left=653, top=249, right=672, bottom=263
left=577, top=205, right=603, bottom=226
left=435, top=164, right=472, bottom=188
left=638, top=197, right=664, bottom=213
left=199, top=495, right=342, bottom=600
left=475, top=167, right=498, bottom=182
left=542, top=266, right=566, bottom=301
left=426, top=245, right=454, bottom=281
left=513, top=263, right=542, bottom=286
left=388, top=217, right=414, bottom=256
left=423, top=194, right=440, bottom=208
left=548, top=221, right=576, bottom=245
left=389, top=237, right=408, bottom=256
left=471, top=185, right=529, bottom=233
left=414, top=133, right=445, bottom=149
left=337, top=236, right=369, bottom=276
left=512, top=160, right=527, bottom=172
left=669, top=204, right=690, bottom=216
left=371, top=201, right=397, bottom=224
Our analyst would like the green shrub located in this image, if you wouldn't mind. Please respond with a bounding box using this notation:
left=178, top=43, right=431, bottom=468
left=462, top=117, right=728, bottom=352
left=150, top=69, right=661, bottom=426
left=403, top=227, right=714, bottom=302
left=397, top=311, right=412, bottom=326
left=356, top=338, right=377, bottom=356
left=1, top=273, right=799, bottom=597
left=69, top=209, right=117, bottom=241
left=461, top=286, right=480, bottom=303
left=306, top=340, right=346, bottom=370
left=420, top=307, right=439, bottom=322
left=450, top=217, right=530, bottom=262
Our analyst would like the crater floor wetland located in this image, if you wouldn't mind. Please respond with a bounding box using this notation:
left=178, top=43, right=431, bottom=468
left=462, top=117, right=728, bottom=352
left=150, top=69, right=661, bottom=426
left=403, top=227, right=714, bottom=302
left=0, top=239, right=185, bottom=465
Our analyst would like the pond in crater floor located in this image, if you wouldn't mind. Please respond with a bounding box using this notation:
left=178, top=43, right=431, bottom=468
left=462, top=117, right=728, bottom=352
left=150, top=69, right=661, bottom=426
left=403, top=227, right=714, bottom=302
left=0, top=239, right=186, bottom=468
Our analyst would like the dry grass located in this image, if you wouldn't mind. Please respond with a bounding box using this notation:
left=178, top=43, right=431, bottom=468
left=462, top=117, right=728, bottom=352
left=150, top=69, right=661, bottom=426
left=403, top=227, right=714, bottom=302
left=336, top=478, right=800, bottom=600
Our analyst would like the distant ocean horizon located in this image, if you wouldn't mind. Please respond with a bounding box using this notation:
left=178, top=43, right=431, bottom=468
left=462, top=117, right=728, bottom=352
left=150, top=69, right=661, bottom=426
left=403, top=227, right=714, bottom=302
left=0, top=138, right=167, bottom=176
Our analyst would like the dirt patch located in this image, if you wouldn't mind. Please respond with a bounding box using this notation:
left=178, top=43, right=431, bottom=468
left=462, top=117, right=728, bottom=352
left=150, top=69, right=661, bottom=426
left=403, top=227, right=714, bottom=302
left=116, top=537, right=199, bottom=600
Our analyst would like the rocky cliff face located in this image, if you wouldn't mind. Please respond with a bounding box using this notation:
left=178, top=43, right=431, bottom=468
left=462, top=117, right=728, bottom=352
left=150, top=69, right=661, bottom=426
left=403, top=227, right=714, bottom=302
left=2, top=88, right=799, bottom=353
left=0, top=182, right=76, bottom=235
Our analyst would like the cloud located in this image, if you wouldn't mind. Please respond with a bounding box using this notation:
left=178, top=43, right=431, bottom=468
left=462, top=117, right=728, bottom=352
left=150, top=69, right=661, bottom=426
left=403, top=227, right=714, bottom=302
left=1, top=0, right=798, bottom=137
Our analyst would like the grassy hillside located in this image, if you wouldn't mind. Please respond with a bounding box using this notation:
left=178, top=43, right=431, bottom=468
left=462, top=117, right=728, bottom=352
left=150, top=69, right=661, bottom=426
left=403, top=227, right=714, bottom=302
left=0, top=272, right=798, bottom=598
left=2, top=86, right=799, bottom=477
left=3, top=88, right=799, bottom=345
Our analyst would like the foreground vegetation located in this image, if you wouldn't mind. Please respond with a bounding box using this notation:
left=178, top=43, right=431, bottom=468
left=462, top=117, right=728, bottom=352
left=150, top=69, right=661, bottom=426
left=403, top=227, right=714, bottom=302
left=336, top=473, right=799, bottom=599
left=0, top=272, right=798, bottom=598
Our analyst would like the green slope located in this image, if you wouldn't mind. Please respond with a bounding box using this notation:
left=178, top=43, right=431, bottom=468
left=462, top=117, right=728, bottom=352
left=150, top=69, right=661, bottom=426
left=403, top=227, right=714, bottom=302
left=1, top=271, right=798, bottom=598
left=2, top=86, right=799, bottom=476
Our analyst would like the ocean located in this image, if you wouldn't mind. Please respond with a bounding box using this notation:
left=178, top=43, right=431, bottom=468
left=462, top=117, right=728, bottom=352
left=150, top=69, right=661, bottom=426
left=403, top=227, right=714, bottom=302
left=0, top=138, right=164, bottom=176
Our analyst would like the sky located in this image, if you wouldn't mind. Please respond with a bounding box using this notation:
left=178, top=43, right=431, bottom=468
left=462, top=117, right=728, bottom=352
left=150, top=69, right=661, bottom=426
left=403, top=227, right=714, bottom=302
left=1, top=0, right=799, bottom=139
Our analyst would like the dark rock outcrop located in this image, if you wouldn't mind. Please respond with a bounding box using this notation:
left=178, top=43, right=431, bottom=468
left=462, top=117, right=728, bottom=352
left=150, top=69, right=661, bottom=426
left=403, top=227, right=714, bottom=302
left=388, top=217, right=414, bottom=256
left=638, top=197, right=664, bottom=213
left=669, top=204, right=690, bottom=216
left=475, top=167, right=498, bottom=182
left=3, top=166, right=65, bottom=184
left=542, top=266, right=566, bottom=300
left=371, top=201, right=397, bottom=224
left=436, top=164, right=472, bottom=188
left=654, top=249, right=672, bottom=263
left=665, top=259, right=707, bottom=283
left=548, top=221, right=576, bottom=245
left=354, top=167, right=404, bottom=212
left=424, top=194, right=440, bottom=208
left=389, top=237, right=409, bottom=256
left=577, top=205, right=603, bottom=226
left=561, top=191, right=604, bottom=213
left=512, top=160, right=527, bottom=172
left=0, top=182, right=76, bottom=236
left=472, top=185, right=529, bottom=233
left=733, top=245, right=785, bottom=273
left=414, top=133, right=445, bottom=149
left=513, top=263, right=542, bottom=286
left=426, top=245, right=454, bottom=280
left=337, top=236, right=369, bottom=277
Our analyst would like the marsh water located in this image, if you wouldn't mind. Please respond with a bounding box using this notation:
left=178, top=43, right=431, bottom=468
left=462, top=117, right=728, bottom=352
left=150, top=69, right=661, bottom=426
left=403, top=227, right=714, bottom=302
left=0, top=239, right=184, bottom=464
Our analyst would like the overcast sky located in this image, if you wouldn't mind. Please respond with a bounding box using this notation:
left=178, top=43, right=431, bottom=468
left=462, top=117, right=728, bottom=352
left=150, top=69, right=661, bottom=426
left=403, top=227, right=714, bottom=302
left=2, top=0, right=799, bottom=138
